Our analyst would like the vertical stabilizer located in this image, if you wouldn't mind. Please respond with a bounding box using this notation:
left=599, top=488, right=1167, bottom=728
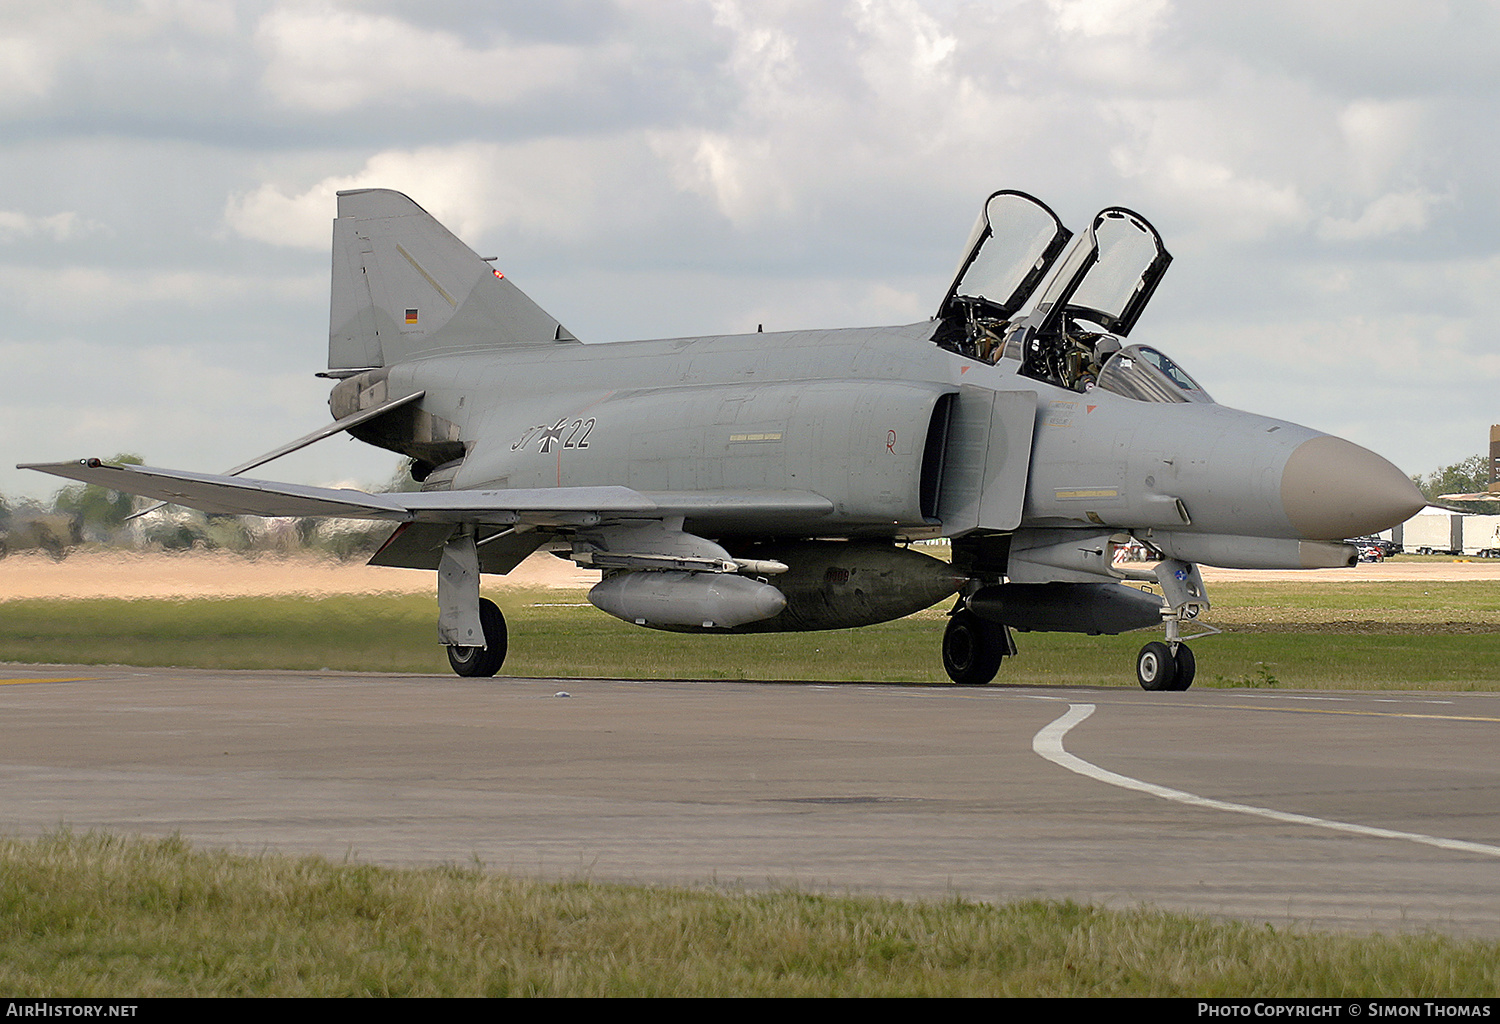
left=328, top=188, right=578, bottom=371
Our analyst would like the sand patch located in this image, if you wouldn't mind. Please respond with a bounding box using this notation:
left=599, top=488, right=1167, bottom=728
left=1198, top=561, right=1500, bottom=583
left=0, top=549, right=600, bottom=601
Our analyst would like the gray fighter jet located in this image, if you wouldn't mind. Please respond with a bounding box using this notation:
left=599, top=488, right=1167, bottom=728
left=22, top=188, right=1424, bottom=689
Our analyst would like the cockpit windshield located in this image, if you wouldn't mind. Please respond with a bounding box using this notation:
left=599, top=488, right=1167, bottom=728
left=1096, top=344, right=1213, bottom=404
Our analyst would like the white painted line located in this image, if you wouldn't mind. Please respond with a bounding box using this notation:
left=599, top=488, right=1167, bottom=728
left=1251, top=693, right=1455, bottom=706
left=1033, top=703, right=1500, bottom=859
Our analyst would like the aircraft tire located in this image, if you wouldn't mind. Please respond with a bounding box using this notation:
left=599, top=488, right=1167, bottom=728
left=1168, top=643, right=1195, bottom=690
left=446, top=597, right=508, bottom=678
left=942, top=610, right=1005, bottom=686
left=1136, top=641, right=1178, bottom=691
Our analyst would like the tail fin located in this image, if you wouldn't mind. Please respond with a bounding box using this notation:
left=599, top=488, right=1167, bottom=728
left=328, top=188, right=578, bottom=372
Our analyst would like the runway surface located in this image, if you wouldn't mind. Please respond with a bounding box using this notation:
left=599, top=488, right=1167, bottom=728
left=3, top=665, right=1499, bottom=936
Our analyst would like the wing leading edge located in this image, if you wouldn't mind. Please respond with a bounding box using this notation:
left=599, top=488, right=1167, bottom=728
left=18, top=459, right=833, bottom=529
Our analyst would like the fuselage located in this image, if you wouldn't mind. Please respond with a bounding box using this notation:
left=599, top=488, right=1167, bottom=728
left=336, top=320, right=1420, bottom=572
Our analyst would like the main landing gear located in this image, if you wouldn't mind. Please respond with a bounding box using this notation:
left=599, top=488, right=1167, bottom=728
left=940, top=557, right=1213, bottom=690
left=941, top=605, right=1015, bottom=686
left=438, top=526, right=509, bottom=678
left=446, top=597, right=508, bottom=677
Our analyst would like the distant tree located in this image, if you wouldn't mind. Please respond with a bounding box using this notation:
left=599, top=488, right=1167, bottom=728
left=383, top=459, right=422, bottom=493
left=1412, top=454, right=1497, bottom=513
left=51, top=453, right=145, bottom=538
left=1413, top=454, right=1489, bottom=500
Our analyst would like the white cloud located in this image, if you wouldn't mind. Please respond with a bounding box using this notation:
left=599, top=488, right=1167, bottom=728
left=0, top=0, right=238, bottom=107
left=224, top=137, right=666, bottom=252
left=650, top=130, right=788, bottom=228
left=0, top=210, right=108, bottom=244
left=1336, top=98, right=1428, bottom=195
left=0, top=263, right=320, bottom=321
left=1113, top=150, right=1310, bottom=241
left=558, top=265, right=935, bottom=341
left=1048, top=0, right=1173, bottom=41
left=649, top=1, right=1066, bottom=229
left=254, top=4, right=585, bottom=113
left=0, top=32, right=60, bottom=104
left=851, top=0, right=958, bottom=90
left=1317, top=189, right=1441, bottom=241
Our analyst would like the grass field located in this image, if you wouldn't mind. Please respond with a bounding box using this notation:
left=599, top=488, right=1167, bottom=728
left=1, top=581, right=1497, bottom=689
left=3, top=831, right=1498, bottom=997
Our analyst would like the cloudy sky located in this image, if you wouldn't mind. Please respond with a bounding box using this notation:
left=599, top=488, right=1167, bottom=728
left=3, top=0, right=1496, bottom=501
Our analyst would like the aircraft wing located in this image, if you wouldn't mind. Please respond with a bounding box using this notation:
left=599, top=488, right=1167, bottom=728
left=19, top=459, right=833, bottom=528
left=21, top=460, right=409, bottom=518
left=18, top=459, right=656, bottom=523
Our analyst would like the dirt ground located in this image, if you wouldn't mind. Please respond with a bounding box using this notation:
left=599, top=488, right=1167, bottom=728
left=1, top=548, right=1497, bottom=602
left=1198, top=561, right=1500, bottom=583
left=0, top=549, right=600, bottom=601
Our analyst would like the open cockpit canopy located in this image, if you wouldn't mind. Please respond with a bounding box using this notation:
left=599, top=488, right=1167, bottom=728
left=935, top=192, right=1176, bottom=395
left=1028, top=207, right=1171, bottom=340
left=938, top=191, right=1072, bottom=324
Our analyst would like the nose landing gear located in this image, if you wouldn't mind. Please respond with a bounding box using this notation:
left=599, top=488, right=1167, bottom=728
left=1136, top=639, right=1195, bottom=691
left=1137, top=557, right=1212, bottom=691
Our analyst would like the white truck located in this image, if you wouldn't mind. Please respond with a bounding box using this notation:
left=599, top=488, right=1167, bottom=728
left=1392, top=508, right=1500, bottom=557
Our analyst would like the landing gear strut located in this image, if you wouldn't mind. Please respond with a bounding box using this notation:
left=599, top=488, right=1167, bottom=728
left=942, top=604, right=1014, bottom=686
left=1136, top=557, right=1211, bottom=691
left=437, top=525, right=508, bottom=678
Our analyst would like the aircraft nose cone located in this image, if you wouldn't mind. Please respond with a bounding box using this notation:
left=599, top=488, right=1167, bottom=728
left=1280, top=435, right=1425, bottom=540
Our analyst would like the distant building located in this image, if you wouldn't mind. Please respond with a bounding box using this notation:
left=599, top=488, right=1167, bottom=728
left=1491, top=423, right=1499, bottom=494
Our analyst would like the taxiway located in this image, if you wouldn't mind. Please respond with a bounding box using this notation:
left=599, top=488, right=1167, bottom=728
left=2, top=666, right=1498, bottom=936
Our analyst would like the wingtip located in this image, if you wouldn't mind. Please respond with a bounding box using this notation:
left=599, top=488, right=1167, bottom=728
left=17, top=458, right=109, bottom=470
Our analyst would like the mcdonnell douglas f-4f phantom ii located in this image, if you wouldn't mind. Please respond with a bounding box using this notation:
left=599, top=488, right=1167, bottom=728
left=23, top=188, right=1425, bottom=689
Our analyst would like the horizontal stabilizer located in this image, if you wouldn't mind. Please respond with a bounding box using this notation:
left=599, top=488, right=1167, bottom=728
left=127, top=389, right=427, bottom=521
left=219, top=389, right=425, bottom=478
